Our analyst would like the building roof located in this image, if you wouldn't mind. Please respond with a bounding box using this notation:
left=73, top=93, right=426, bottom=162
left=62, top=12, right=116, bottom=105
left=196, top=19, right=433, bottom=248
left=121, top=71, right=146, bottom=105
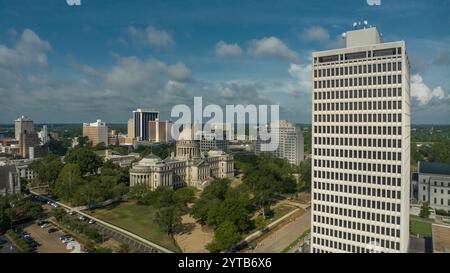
left=419, top=161, right=450, bottom=176
left=138, top=154, right=162, bottom=165
left=15, top=115, right=32, bottom=122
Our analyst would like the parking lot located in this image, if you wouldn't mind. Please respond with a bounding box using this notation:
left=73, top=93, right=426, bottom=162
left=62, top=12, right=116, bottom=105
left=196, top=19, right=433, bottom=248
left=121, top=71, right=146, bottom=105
left=23, top=223, right=70, bottom=253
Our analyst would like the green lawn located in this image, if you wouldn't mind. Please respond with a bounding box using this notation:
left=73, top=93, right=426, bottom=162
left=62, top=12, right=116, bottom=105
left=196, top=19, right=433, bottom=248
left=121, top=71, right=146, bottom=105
left=410, top=215, right=433, bottom=237
left=253, top=204, right=297, bottom=230
left=89, top=202, right=181, bottom=252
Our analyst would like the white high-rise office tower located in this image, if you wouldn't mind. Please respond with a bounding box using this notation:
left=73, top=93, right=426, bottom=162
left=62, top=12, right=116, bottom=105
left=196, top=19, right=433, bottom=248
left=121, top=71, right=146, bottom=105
left=256, top=120, right=304, bottom=165
left=311, top=24, right=410, bottom=253
left=38, top=125, right=49, bottom=145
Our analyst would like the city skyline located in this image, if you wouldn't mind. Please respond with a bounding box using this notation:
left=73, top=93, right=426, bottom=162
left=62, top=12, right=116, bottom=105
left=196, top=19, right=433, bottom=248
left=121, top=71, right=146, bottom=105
left=0, top=0, right=449, bottom=124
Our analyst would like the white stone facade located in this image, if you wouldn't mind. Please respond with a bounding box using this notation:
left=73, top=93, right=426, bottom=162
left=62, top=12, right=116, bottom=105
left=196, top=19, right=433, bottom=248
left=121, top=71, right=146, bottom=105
left=130, top=127, right=234, bottom=190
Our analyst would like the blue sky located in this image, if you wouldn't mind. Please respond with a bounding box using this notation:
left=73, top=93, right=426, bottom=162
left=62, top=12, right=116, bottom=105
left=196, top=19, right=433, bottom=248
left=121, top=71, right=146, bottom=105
left=0, top=0, right=449, bottom=124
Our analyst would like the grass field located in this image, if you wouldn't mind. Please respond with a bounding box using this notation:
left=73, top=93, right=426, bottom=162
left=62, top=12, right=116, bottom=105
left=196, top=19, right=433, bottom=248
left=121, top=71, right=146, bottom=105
left=89, top=202, right=181, bottom=252
left=253, top=204, right=297, bottom=230
left=410, top=215, right=433, bottom=237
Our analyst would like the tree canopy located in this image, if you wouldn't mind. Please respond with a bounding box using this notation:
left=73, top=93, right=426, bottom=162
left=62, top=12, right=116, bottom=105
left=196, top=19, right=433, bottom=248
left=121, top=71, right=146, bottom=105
left=65, top=146, right=102, bottom=175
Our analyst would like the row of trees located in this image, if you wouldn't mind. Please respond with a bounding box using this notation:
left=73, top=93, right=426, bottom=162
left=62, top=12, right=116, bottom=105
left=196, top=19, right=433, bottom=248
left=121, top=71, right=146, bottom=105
left=30, top=146, right=129, bottom=207
left=134, top=144, right=176, bottom=159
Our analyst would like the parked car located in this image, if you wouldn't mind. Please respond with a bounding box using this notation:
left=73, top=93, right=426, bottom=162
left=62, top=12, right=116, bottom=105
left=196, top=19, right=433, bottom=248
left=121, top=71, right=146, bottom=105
left=68, top=211, right=75, bottom=215
left=59, top=235, right=70, bottom=241
left=48, top=228, right=58, bottom=233
left=79, top=216, right=87, bottom=221
left=88, top=219, right=96, bottom=224
left=62, top=237, right=74, bottom=244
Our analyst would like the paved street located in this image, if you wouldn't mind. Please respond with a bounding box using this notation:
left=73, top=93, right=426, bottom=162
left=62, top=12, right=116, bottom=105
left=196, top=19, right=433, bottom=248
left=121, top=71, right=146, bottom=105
left=253, top=208, right=311, bottom=253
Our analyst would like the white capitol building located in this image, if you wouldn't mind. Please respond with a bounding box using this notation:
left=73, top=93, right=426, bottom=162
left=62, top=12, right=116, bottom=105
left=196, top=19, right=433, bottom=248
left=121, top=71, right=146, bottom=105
left=129, top=125, right=234, bottom=190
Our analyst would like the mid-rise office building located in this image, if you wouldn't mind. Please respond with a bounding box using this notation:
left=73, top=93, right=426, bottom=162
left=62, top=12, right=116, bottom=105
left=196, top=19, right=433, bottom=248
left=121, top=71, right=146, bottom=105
left=133, top=109, right=159, bottom=141
left=15, top=115, right=34, bottom=141
left=83, top=119, right=108, bottom=146
left=127, top=118, right=135, bottom=139
left=19, top=131, right=39, bottom=159
left=311, top=24, right=411, bottom=253
left=412, top=161, right=450, bottom=213
left=149, top=119, right=173, bottom=143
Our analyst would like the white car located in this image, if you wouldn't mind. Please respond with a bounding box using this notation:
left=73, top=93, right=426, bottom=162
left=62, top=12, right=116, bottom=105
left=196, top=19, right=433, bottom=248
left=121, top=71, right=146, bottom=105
left=62, top=237, right=74, bottom=244
left=88, top=219, right=95, bottom=224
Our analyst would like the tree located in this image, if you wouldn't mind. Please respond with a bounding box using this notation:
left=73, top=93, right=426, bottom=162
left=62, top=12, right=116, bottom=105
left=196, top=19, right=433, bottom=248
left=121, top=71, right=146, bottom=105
left=29, top=155, right=63, bottom=189
left=430, top=140, right=450, bottom=164
left=206, top=221, right=241, bottom=253
left=65, top=147, right=102, bottom=174
left=128, top=184, right=150, bottom=201
left=245, top=171, right=276, bottom=218
left=154, top=205, right=182, bottom=235
left=111, top=183, right=129, bottom=199
left=201, top=179, right=230, bottom=200
left=0, top=197, right=12, bottom=232
left=174, top=187, right=197, bottom=205
left=419, top=202, right=430, bottom=219
left=48, top=138, right=68, bottom=156
left=297, top=159, right=311, bottom=192
left=94, top=142, right=107, bottom=151
left=51, top=207, right=66, bottom=222
left=206, top=195, right=252, bottom=232
left=55, top=164, right=83, bottom=201
left=72, top=179, right=103, bottom=207
left=191, top=179, right=230, bottom=222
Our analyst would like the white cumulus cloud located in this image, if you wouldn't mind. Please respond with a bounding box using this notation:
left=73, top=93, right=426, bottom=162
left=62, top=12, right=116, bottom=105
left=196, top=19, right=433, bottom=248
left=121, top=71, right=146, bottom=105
left=215, top=41, right=242, bottom=57
left=411, top=74, right=446, bottom=105
left=127, top=25, right=174, bottom=49
left=248, top=36, right=298, bottom=61
left=301, top=26, right=330, bottom=42
left=0, top=29, right=51, bottom=68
